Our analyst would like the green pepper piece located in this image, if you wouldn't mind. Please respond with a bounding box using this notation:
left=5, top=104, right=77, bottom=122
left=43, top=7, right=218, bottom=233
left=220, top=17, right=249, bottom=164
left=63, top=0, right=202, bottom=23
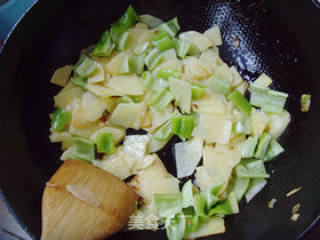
left=51, top=108, right=72, bottom=132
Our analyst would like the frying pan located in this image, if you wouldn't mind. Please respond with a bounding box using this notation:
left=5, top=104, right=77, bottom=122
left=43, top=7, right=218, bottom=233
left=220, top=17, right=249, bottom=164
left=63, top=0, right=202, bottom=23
left=0, top=0, right=319, bottom=239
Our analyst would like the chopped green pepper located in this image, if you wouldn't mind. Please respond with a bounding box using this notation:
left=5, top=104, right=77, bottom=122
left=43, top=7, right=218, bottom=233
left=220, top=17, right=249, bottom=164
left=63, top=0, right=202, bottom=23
left=255, top=133, right=272, bottom=159
left=110, top=5, right=139, bottom=47
left=158, top=17, right=180, bottom=37
left=152, top=31, right=176, bottom=52
left=191, top=84, right=206, bottom=99
left=92, top=30, right=115, bottom=57
left=178, top=115, right=195, bottom=140
left=156, top=68, right=179, bottom=80
left=97, top=132, right=115, bottom=153
left=236, top=159, right=270, bottom=178
left=51, top=108, right=72, bottom=132
left=70, top=75, right=88, bottom=89
left=74, top=55, right=97, bottom=77
left=228, top=90, right=252, bottom=116
left=301, top=94, right=311, bottom=112
left=72, top=137, right=95, bottom=162
left=176, top=40, right=191, bottom=59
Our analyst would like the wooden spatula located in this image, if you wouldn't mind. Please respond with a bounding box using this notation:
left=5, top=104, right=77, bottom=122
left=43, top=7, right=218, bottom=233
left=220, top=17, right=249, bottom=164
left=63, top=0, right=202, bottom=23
left=41, top=159, right=138, bottom=240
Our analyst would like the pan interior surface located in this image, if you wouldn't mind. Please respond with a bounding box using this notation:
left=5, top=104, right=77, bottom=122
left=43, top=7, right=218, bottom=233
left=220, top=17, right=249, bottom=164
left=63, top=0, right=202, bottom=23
left=0, top=0, right=319, bottom=239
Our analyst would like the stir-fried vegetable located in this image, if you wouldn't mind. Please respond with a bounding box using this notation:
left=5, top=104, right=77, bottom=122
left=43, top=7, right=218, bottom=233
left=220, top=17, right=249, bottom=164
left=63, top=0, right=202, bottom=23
left=49, top=7, right=292, bottom=240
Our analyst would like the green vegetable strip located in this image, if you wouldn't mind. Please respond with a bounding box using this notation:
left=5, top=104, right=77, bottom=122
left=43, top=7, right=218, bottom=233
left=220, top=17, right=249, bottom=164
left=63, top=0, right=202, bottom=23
left=249, top=84, right=269, bottom=107
left=228, top=176, right=250, bottom=202
left=255, top=133, right=272, bottom=159
left=264, top=139, right=284, bottom=162
left=176, top=40, right=191, bottom=58
left=187, top=215, right=199, bottom=233
left=141, top=71, right=154, bottom=89
left=181, top=180, right=194, bottom=208
left=118, top=31, right=130, bottom=51
left=245, top=178, right=267, bottom=202
left=166, top=213, right=186, bottom=240
left=150, top=85, right=168, bottom=105
left=120, top=54, right=145, bottom=75
left=152, top=31, right=176, bottom=51
left=241, top=136, right=258, bottom=158
left=211, top=76, right=232, bottom=96
left=236, top=159, right=270, bottom=178
left=120, top=55, right=133, bottom=74
left=134, top=42, right=150, bottom=55
left=170, top=117, right=183, bottom=135
left=301, top=94, right=311, bottom=112
left=116, top=96, right=134, bottom=104
left=153, top=115, right=195, bottom=141
left=145, top=48, right=163, bottom=70
left=70, top=76, right=88, bottom=89
left=92, top=30, right=115, bottom=57
left=208, top=199, right=232, bottom=216
left=156, top=68, right=179, bottom=80
left=227, top=90, right=252, bottom=116
left=153, top=116, right=181, bottom=141
left=178, top=115, right=195, bottom=140
left=72, top=137, right=95, bottom=162
left=154, top=91, right=174, bottom=111
left=97, top=132, right=115, bottom=153
left=154, top=193, right=182, bottom=218
left=191, top=84, right=206, bottom=99
left=158, top=17, right=180, bottom=37
left=206, top=184, right=223, bottom=209
left=110, top=5, right=139, bottom=47
left=249, top=84, right=288, bottom=113
left=193, top=193, right=207, bottom=217
left=74, top=55, right=97, bottom=77
left=133, top=54, right=146, bottom=75
left=261, top=90, right=288, bottom=113
left=153, top=118, right=177, bottom=141
left=51, top=108, right=72, bottom=132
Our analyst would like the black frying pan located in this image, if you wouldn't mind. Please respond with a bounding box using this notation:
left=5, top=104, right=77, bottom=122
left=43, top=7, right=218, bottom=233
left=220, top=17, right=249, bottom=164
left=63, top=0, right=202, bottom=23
left=0, top=0, right=320, bottom=239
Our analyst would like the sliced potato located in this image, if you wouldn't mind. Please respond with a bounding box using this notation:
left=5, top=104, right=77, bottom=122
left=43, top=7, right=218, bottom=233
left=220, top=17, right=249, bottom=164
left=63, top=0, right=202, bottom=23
left=149, top=105, right=180, bottom=132
left=199, top=49, right=222, bottom=72
left=123, top=135, right=151, bottom=171
left=230, top=66, right=243, bottom=87
left=192, top=114, right=233, bottom=144
left=183, top=57, right=213, bottom=81
left=127, top=28, right=153, bottom=50
left=250, top=108, right=269, bottom=137
left=267, top=110, right=290, bottom=138
left=50, top=65, right=73, bottom=87
left=179, top=31, right=213, bottom=55
left=54, top=83, right=84, bottom=109
left=108, top=74, right=143, bottom=96
left=87, top=83, right=121, bottom=98
left=49, top=131, right=73, bottom=150
left=192, top=90, right=228, bottom=115
left=161, top=49, right=177, bottom=61
left=69, top=122, right=104, bottom=139
left=204, top=25, right=223, bottom=46
left=88, top=62, right=105, bottom=83
left=92, top=149, right=131, bottom=180
left=109, top=102, right=146, bottom=129
left=153, top=59, right=183, bottom=75
left=203, top=144, right=241, bottom=188
left=168, top=78, right=192, bottom=113
left=104, top=51, right=129, bottom=75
